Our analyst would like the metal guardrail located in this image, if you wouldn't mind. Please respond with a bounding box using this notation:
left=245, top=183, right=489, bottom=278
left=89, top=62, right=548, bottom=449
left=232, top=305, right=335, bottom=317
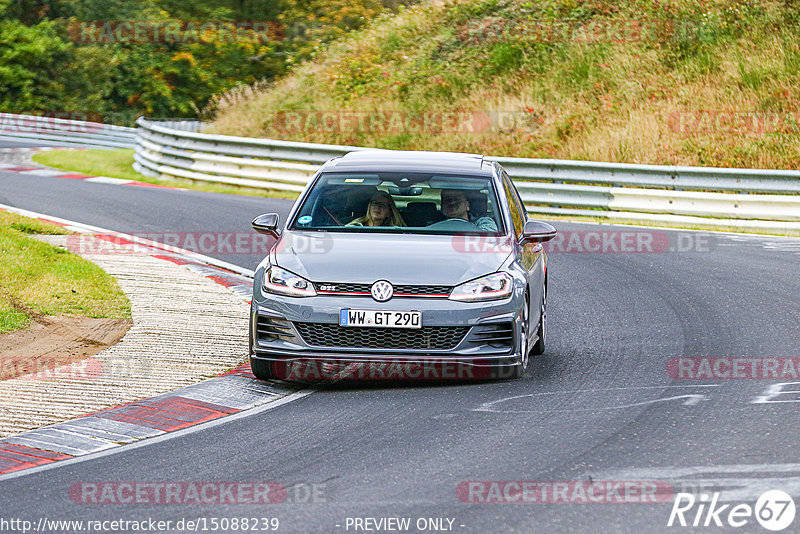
left=131, top=117, right=800, bottom=231
left=147, top=119, right=205, bottom=133
left=0, top=113, right=138, bottom=149
left=133, top=118, right=359, bottom=192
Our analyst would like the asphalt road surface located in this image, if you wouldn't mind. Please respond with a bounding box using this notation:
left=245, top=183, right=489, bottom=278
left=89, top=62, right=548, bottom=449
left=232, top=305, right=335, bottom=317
left=2, top=159, right=800, bottom=533
left=0, top=140, right=49, bottom=149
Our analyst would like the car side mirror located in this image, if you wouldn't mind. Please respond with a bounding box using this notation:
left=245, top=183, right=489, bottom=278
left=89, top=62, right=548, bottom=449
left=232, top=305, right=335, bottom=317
left=521, top=220, right=557, bottom=243
left=252, top=213, right=281, bottom=237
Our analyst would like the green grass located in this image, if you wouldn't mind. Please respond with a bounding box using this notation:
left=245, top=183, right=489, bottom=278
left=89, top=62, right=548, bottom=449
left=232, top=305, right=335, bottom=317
left=32, top=149, right=299, bottom=199
left=33, top=149, right=145, bottom=182
left=0, top=300, right=28, bottom=333
left=0, top=211, right=131, bottom=334
left=209, top=0, right=800, bottom=170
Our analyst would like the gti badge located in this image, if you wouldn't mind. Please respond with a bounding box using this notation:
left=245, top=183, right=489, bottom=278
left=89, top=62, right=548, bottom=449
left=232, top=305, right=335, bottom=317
left=370, top=280, right=393, bottom=302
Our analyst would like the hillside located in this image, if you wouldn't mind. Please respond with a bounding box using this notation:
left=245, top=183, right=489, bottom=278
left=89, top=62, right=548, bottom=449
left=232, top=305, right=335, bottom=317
left=209, top=0, right=800, bottom=169
left=0, top=0, right=403, bottom=122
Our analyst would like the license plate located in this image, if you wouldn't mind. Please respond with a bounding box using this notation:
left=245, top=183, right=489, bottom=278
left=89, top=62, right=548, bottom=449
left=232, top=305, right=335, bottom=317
left=339, top=309, right=422, bottom=329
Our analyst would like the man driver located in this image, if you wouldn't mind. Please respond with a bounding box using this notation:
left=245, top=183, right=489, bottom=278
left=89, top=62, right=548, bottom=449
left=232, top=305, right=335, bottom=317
left=440, top=189, right=498, bottom=232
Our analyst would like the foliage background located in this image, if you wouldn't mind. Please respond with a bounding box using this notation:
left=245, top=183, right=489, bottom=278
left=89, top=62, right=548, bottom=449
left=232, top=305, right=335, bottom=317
left=0, top=0, right=403, bottom=123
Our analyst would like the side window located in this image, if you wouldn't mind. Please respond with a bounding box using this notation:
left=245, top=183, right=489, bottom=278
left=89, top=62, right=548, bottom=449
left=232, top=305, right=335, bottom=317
left=501, top=174, right=524, bottom=236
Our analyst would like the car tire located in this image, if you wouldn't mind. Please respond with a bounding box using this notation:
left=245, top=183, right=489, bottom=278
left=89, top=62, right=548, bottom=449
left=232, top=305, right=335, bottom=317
left=507, top=293, right=530, bottom=380
left=250, top=356, right=276, bottom=380
left=530, top=284, right=546, bottom=356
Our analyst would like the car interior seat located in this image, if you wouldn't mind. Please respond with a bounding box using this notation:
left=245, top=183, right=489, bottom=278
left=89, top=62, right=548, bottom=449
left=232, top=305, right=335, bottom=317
left=405, top=202, right=445, bottom=226
left=466, top=192, right=489, bottom=222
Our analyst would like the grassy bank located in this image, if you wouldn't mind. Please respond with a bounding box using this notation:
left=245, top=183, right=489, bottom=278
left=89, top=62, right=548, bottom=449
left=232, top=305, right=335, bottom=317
left=209, top=0, right=800, bottom=170
left=33, top=149, right=148, bottom=183
left=32, top=149, right=298, bottom=199
left=0, top=211, right=131, bottom=334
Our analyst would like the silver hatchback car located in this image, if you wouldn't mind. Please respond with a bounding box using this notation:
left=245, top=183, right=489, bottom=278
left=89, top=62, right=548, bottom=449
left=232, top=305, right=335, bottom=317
left=249, top=150, right=556, bottom=381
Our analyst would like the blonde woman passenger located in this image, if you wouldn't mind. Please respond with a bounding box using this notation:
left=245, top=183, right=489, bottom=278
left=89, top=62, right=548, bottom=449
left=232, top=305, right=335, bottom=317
left=347, top=191, right=406, bottom=227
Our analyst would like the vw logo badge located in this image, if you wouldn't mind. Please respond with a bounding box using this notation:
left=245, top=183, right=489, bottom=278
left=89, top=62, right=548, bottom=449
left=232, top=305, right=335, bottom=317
left=371, top=280, right=393, bottom=302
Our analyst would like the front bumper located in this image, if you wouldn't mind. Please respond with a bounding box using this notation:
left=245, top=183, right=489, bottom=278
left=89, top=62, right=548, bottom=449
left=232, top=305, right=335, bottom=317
left=250, top=289, right=525, bottom=380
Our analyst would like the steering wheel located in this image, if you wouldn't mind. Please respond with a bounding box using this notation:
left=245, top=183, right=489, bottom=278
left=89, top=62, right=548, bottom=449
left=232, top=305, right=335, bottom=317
left=425, top=218, right=478, bottom=231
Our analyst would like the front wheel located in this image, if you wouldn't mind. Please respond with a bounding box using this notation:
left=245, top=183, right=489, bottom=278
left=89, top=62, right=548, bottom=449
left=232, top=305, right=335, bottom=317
left=530, top=284, right=547, bottom=356
left=507, top=294, right=530, bottom=379
left=250, top=356, right=276, bottom=380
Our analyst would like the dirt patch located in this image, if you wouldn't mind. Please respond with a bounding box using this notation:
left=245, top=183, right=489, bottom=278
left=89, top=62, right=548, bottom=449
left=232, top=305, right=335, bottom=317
left=0, top=316, right=131, bottom=380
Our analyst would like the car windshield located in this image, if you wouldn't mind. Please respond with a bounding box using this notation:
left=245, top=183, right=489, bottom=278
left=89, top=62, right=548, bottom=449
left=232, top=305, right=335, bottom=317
left=290, top=172, right=504, bottom=235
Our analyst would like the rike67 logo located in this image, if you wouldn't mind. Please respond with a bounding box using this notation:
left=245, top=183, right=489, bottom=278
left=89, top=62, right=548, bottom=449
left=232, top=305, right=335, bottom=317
left=668, top=490, right=796, bottom=531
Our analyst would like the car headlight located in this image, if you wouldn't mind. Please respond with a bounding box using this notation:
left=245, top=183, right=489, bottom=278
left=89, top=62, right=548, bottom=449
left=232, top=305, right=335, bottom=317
left=263, top=266, right=317, bottom=297
left=449, top=272, right=513, bottom=302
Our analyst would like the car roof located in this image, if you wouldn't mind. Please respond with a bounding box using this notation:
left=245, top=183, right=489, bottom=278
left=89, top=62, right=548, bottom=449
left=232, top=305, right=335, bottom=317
left=320, top=149, right=492, bottom=175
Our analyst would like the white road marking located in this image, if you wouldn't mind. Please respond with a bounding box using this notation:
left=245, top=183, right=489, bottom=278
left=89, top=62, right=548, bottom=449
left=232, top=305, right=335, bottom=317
left=474, top=385, right=719, bottom=413
left=18, top=169, right=66, bottom=176
left=752, top=382, right=800, bottom=404
left=84, top=176, right=134, bottom=185
left=592, top=464, right=800, bottom=502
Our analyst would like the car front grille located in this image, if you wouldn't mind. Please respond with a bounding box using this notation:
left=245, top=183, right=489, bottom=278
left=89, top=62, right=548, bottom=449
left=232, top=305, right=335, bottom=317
left=293, top=322, right=468, bottom=350
left=394, top=284, right=452, bottom=296
left=315, top=282, right=451, bottom=297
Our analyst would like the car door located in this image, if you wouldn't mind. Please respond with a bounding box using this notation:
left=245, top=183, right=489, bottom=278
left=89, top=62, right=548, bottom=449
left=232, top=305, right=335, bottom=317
left=501, top=170, right=545, bottom=327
